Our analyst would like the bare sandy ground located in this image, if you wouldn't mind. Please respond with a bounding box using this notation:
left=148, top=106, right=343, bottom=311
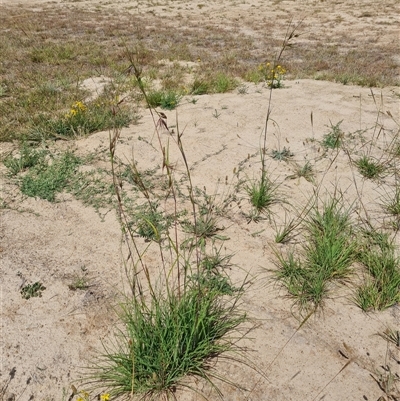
left=1, top=1, right=400, bottom=401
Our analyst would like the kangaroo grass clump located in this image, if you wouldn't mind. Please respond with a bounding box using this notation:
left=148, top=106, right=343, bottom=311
left=92, top=286, right=245, bottom=399
left=84, top=55, right=250, bottom=399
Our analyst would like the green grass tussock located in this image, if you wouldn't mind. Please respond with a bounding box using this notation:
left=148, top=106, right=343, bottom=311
left=356, top=230, right=400, bottom=311
left=90, top=286, right=245, bottom=399
left=275, top=197, right=356, bottom=310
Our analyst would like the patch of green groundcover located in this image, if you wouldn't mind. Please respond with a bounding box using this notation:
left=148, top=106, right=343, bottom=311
left=21, top=151, right=81, bottom=202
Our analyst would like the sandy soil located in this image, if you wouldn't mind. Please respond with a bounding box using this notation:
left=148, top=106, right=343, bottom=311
left=1, top=1, right=400, bottom=401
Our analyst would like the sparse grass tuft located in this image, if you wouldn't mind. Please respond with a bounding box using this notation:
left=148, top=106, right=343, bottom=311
left=68, top=275, right=90, bottom=291
left=83, top=56, right=251, bottom=399
left=190, top=78, right=210, bottom=95
left=381, top=182, right=400, bottom=231
left=355, top=229, right=400, bottom=311
left=378, top=328, right=400, bottom=348
left=212, top=72, right=237, bottom=93
left=289, top=161, right=315, bottom=183
left=274, top=213, right=299, bottom=244
left=246, top=175, right=278, bottom=216
left=3, top=142, right=47, bottom=176
left=355, top=155, right=386, bottom=179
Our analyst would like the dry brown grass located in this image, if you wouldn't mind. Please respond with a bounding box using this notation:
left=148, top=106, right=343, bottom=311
left=0, top=2, right=399, bottom=141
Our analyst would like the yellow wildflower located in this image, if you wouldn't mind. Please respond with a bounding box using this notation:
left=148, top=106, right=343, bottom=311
left=74, top=101, right=86, bottom=111
left=100, top=394, right=110, bottom=401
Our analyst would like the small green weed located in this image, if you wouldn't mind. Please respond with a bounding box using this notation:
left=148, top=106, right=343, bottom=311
left=146, top=90, right=181, bottom=110
left=21, top=282, right=46, bottom=299
left=191, top=250, right=237, bottom=296
left=68, top=268, right=91, bottom=291
left=68, top=276, right=90, bottom=291
left=271, top=146, right=293, bottom=161
left=134, top=203, right=169, bottom=243
left=355, top=155, right=386, bottom=179
left=322, top=120, right=343, bottom=149
left=189, top=271, right=239, bottom=296
left=67, top=169, right=115, bottom=212
left=183, top=211, right=224, bottom=249
left=201, top=247, right=232, bottom=272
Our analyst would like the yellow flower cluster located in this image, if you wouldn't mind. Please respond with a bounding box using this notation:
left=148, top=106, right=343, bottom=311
left=259, top=63, right=286, bottom=76
left=65, top=101, right=87, bottom=118
left=258, top=62, right=287, bottom=88
left=76, top=391, right=89, bottom=401
left=76, top=391, right=110, bottom=401
left=73, top=101, right=87, bottom=112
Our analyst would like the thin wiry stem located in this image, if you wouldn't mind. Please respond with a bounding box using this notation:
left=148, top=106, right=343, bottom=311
left=260, top=18, right=304, bottom=179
